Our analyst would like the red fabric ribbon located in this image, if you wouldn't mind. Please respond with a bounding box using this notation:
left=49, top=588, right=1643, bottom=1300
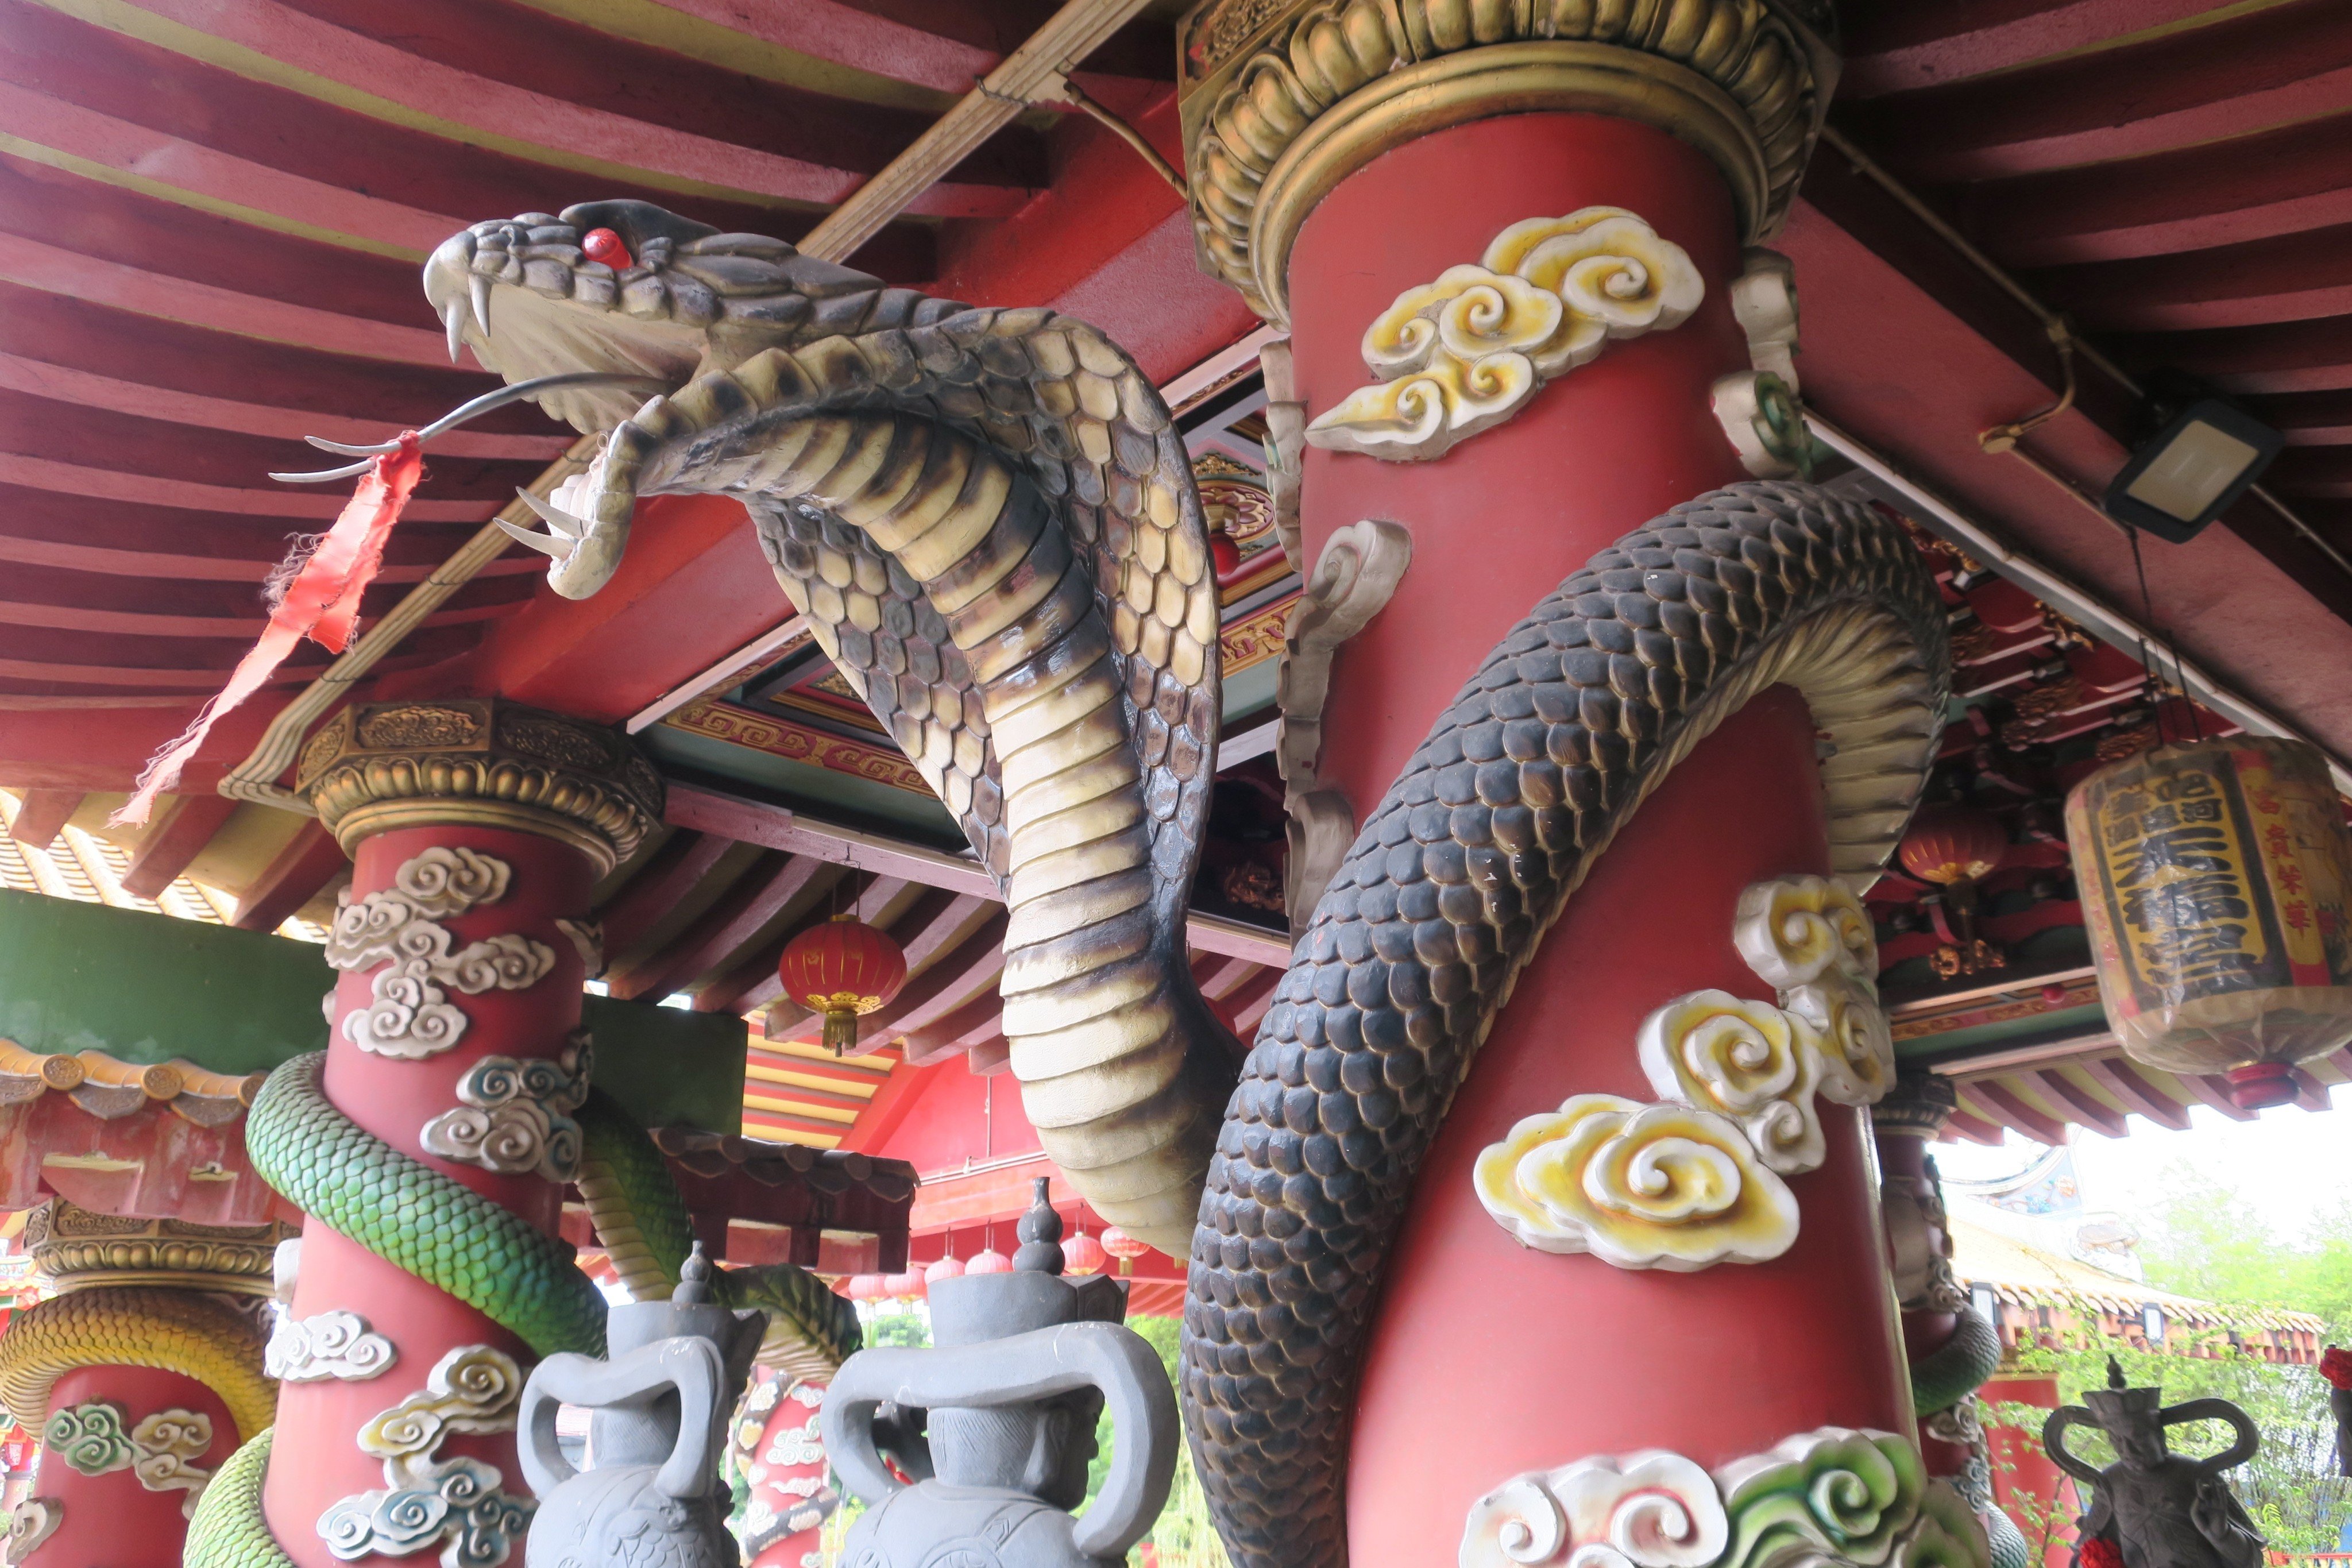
left=114, top=433, right=424, bottom=827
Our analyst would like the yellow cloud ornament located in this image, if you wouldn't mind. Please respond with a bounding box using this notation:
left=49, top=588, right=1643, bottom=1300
left=1308, top=207, right=1702, bottom=461
left=1474, top=1094, right=1799, bottom=1271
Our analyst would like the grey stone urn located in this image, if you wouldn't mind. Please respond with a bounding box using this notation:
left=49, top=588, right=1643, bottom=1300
left=2046, top=1357, right=2264, bottom=1568
left=821, top=1179, right=1178, bottom=1568
left=517, top=1245, right=767, bottom=1568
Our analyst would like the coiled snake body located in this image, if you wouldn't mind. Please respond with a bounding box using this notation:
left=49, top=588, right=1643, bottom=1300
left=185, top=1054, right=862, bottom=1566
left=1183, top=485, right=1948, bottom=1568
left=404, top=206, right=1950, bottom=1568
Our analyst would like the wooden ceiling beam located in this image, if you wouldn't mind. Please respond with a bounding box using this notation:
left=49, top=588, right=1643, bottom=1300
left=231, top=818, right=345, bottom=932
left=1961, top=1080, right=2067, bottom=1145
left=611, top=851, right=830, bottom=1003
left=595, top=830, right=733, bottom=958
left=7, top=789, right=80, bottom=851
left=2079, top=1056, right=2191, bottom=1132
left=898, top=987, right=1006, bottom=1068
left=2028, top=1068, right=2129, bottom=1139
left=118, top=793, right=237, bottom=899
left=2172, top=1071, right=2258, bottom=1122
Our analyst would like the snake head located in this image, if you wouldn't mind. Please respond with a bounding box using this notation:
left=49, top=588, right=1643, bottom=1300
left=424, top=200, right=909, bottom=435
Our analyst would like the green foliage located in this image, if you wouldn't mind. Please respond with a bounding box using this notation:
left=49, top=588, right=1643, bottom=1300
left=1987, top=1321, right=2347, bottom=1552
left=864, top=1310, right=933, bottom=1350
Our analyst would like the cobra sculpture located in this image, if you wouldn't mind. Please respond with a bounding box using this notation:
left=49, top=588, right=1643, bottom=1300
left=400, top=203, right=1948, bottom=1568
left=422, top=201, right=1235, bottom=1250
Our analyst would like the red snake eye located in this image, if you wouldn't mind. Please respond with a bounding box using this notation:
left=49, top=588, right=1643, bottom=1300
left=581, top=227, right=632, bottom=269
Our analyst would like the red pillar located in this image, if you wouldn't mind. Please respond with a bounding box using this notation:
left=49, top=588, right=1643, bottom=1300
left=1269, top=111, right=1909, bottom=1568
left=261, top=700, right=657, bottom=1568
left=21, top=1364, right=239, bottom=1567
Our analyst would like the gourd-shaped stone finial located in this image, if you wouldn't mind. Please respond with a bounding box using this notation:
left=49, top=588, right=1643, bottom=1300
left=674, top=1241, right=713, bottom=1304
left=1013, top=1176, right=1065, bottom=1275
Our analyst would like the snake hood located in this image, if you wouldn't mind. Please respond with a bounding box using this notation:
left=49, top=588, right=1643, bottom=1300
left=427, top=204, right=1237, bottom=1252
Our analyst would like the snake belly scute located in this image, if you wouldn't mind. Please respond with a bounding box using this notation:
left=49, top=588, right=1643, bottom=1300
left=245, top=1052, right=607, bottom=1359
left=1183, top=483, right=1951, bottom=1568
left=430, top=204, right=1235, bottom=1253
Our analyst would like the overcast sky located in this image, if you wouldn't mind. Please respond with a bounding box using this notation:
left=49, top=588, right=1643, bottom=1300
left=1933, top=1098, right=2352, bottom=1241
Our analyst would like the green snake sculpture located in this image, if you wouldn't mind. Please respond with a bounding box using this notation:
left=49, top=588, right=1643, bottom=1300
left=380, top=203, right=1950, bottom=1568
left=184, top=1055, right=862, bottom=1566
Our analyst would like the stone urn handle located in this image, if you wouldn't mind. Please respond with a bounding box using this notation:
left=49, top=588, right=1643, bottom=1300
left=517, top=1337, right=729, bottom=1501
left=822, top=1322, right=1177, bottom=1561
left=2161, top=1399, right=2261, bottom=1472
left=2041, top=1407, right=2109, bottom=1488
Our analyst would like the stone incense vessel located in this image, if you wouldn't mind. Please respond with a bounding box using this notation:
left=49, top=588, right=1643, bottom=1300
left=2045, top=1357, right=2264, bottom=1568
left=517, top=1244, right=767, bottom=1568
left=822, top=1179, right=1177, bottom=1568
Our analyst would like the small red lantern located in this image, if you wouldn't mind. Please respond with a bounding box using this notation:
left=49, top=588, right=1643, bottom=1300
left=965, top=1249, right=1012, bottom=1275
left=779, top=914, right=909, bottom=1055
left=845, top=1273, right=886, bottom=1301
left=924, top=1254, right=964, bottom=1285
left=1061, top=1230, right=1106, bottom=1277
left=1099, top=1226, right=1151, bottom=1277
left=1898, top=806, right=2008, bottom=886
left=883, top=1269, right=926, bottom=1300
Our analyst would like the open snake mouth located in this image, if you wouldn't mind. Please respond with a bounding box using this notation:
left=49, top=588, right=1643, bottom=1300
left=423, top=199, right=907, bottom=435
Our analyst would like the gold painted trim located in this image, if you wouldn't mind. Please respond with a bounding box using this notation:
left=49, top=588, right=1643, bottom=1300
left=47, top=1269, right=276, bottom=1297
left=1247, top=45, right=1766, bottom=325
left=296, top=700, right=663, bottom=874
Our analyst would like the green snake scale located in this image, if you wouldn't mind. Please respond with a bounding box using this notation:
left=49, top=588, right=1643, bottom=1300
left=1912, top=1306, right=2005, bottom=1417
left=245, top=1053, right=608, bottom=1361
left=1183, top=484, right=1949, bottom=1568
left=430, top=202, right=1233, bottom=1252
left=191, top=1055, right=858, bottom=1566
left=185, top=1428, right=294, bottom=1568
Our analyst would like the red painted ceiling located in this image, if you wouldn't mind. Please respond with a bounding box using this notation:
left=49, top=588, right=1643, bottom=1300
left=0, top=0, right=2347, bottom=785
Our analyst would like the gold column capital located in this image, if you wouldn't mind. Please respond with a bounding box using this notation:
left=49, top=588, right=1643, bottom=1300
left=24, top=1200, right=298, bottom=1298
left=1176, top=0, right=1835, bottom=323
left=296, top=698, right=663, bottom=873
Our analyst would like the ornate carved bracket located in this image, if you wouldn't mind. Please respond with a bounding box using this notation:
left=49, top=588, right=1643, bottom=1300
left=1277, top=519, right=1412, bottom=932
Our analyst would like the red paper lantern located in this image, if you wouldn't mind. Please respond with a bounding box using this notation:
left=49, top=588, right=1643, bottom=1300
left=1061, top=1230, right=1106, bottom=1277
left=965, top=1249, right=1012, bottom=1275
left=883, top=1269, right=926, bottom=1300
left=1099, top=1227, right=1151, bottom=1261
left=924, top=1254, right=965, bottom=1285
left=1898, top=806, right=2008, bottom=886
left=779, top=915, right=909, bottom=1055
left=845, top=1273, right=886, bottom=1301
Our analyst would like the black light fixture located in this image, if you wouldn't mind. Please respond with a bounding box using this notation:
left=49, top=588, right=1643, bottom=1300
left=2103, top=374, right=2283, bottom=544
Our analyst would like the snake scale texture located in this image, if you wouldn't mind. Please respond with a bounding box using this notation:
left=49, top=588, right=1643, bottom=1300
left=1182, top=484, right=1948, bottom=1568
left=415, top=206, right=1952, bottom=1568
left=431, top=202, right=1233, bottom=1252
left=1912, top=1306, right=2005, bottom=1417
left=0, top=1285, right=275, bottom=1441
left=190, top=1056, right=857, bottom=1566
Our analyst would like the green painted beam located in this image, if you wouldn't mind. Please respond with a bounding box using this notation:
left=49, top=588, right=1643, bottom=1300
left=0, top=889, right=744, bottom=1133
left=0, top=888, right=329, bottom=1073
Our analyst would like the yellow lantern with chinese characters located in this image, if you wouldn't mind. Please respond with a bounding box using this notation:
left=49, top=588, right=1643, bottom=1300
left=2066, top=736, right=2352, bottom=1108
